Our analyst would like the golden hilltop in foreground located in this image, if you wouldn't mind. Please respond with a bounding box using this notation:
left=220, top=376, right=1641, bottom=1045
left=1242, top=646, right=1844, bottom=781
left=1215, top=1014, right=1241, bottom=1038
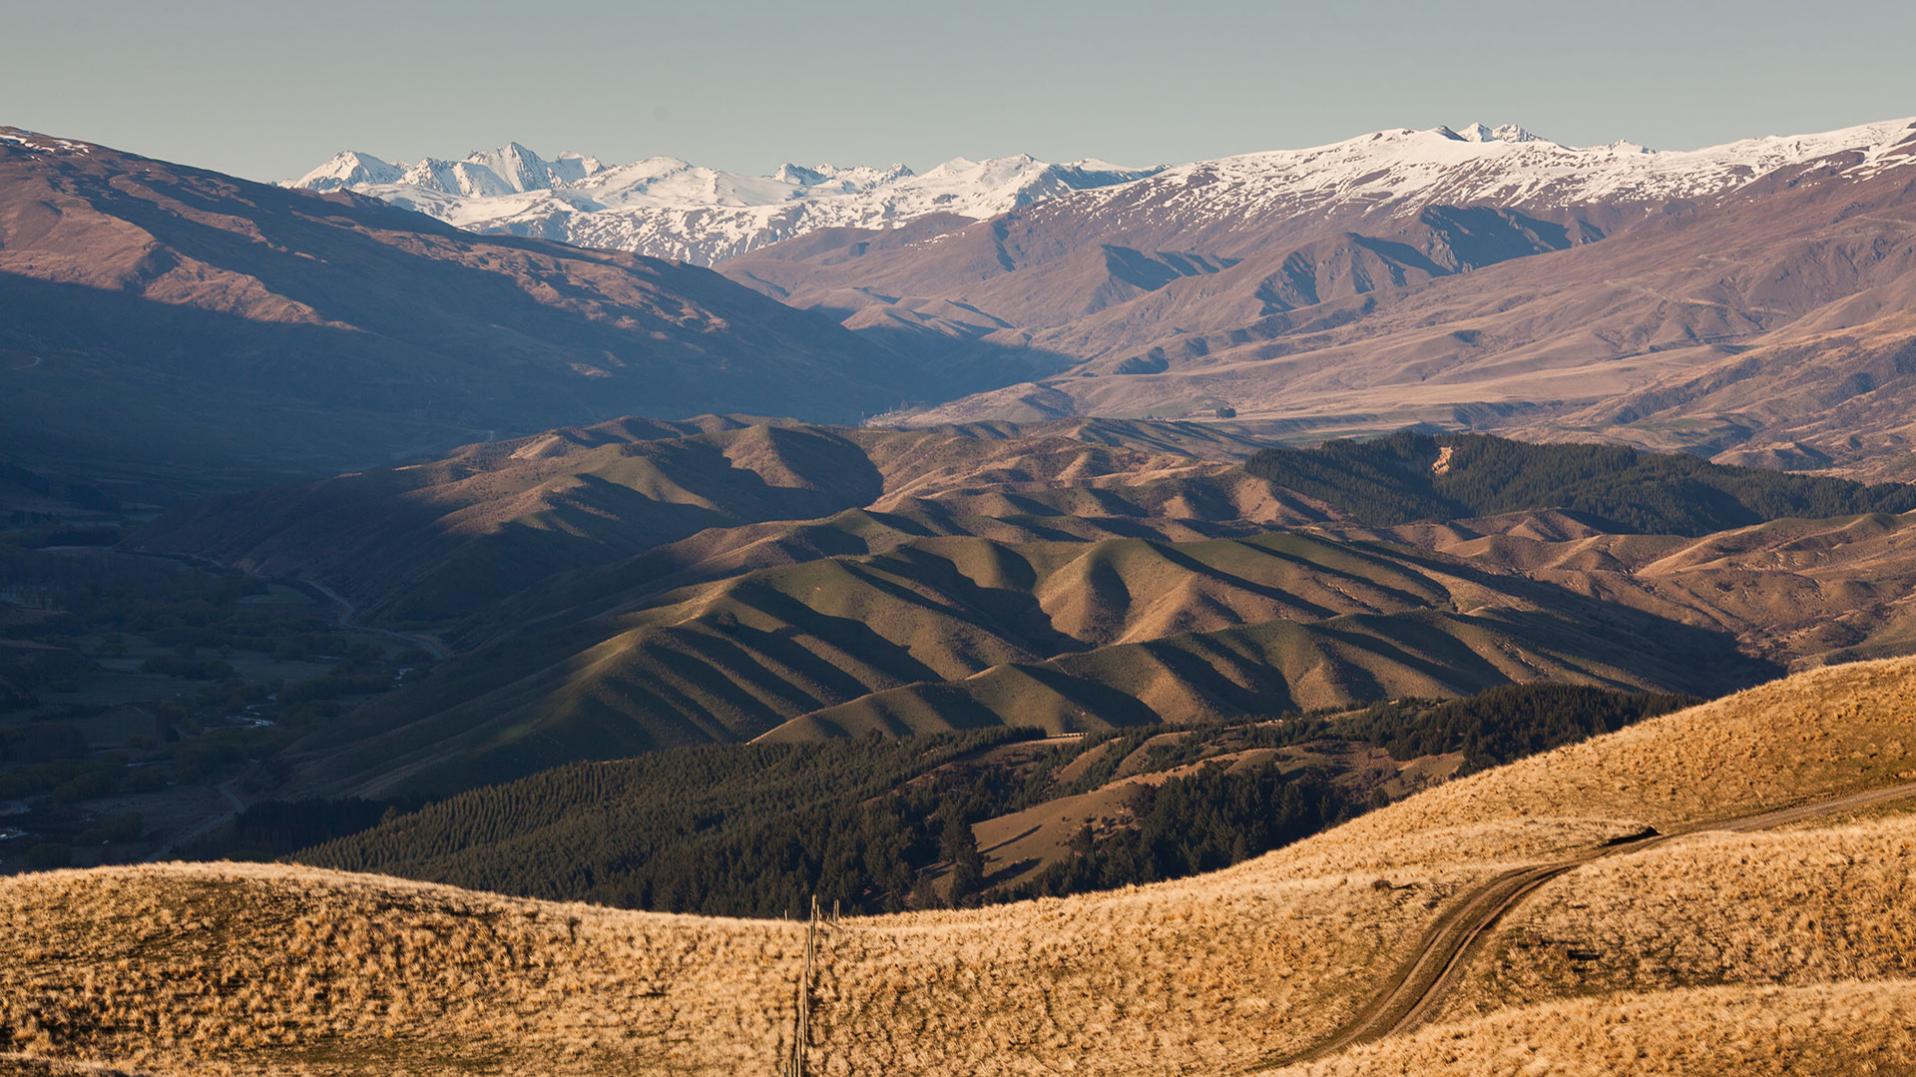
left=6, top=657, right=1916, bottom=1075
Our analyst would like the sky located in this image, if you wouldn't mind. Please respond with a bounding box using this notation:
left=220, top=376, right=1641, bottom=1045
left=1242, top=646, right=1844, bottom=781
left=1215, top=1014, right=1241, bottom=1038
left=5, top=0, right=1914, bottom=182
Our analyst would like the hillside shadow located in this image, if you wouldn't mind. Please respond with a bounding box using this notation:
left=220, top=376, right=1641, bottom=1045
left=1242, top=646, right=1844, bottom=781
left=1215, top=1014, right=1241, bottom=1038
left=1333, top=538, right=1783, bottom=694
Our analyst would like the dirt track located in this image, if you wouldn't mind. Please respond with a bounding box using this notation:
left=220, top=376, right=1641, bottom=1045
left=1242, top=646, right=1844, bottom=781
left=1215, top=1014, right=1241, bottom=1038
left=1264, top=778, right=1916, bottom=1068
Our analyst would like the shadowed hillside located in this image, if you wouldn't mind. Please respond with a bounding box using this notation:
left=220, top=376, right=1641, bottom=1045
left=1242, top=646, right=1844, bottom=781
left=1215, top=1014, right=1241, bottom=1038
left=116, top=425, right=1916, bottom=810
left=285, top=531, right=1771, bottom=797
left=139, top=425, right=1915, bottom=638
left=0, top=128, right=962, bottom=497
left=134, top=416, right=1312, bottom=627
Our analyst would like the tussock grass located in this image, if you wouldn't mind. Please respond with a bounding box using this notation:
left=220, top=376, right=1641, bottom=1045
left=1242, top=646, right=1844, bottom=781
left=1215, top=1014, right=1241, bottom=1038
left=0, top=859, right=1484, bottom=1075
left=1278, top=979, right=1916, bottom=1076
left=1446, top=815, right=1916, bottom=1021
left=1301, top=655, right=1916, bottom=865
left=5, top=657, right=1916, bottom=1073
left=0, top=862, right=798, bottom=1075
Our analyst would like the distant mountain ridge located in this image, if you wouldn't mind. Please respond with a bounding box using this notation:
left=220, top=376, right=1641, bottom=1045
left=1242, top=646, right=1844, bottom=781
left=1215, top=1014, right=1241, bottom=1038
left=0, top=127, right=989, bottom=496
left=292, top=118, right=1914, bottom=269
left=715, top=115, right=1916, bottom=478
left=288, top=141, right=1161, bottom=264
left=273, top=117, right=1916, bottom=478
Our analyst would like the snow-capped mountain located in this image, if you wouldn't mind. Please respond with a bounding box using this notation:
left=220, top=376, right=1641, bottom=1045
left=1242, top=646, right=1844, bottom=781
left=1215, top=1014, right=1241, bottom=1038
left=1450, top=122, right=1542, bottom=143
left=294, top=119, right=1916, bottom=267
left=714, top=114, right=1916, bottom=474
left=1068, top=118, right=1916, bottom=234
left=290, top=149, right=402, bottom=191
left=290, top=143, right=1161, bottom=264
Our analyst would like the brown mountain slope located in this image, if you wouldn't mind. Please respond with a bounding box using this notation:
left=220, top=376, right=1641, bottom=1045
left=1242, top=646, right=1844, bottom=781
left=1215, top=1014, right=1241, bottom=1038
left=7, top=657, right=1916, bottom=1075
left=762, top=591, right=1749, bottom=743
left=0, top=128, right=930, bottom=496
left=905, top=158, right=1916, bottom=457
left=132, top=422, right=1916, bottom=803
left=1360, top=509, right=1916, bottom=669
left=1539, top=285, right=1916, bottom=477
left=757, top=508, right=1916, bottom=742
left=726, top=121, right=1916, bottom=476
left=132, top=416, right=1311, bottom=626
left=286, top=531, right=1768, bottom=797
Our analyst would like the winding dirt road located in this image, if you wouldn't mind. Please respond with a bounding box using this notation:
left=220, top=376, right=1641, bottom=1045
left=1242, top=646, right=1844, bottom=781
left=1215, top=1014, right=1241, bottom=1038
left=1264, top=778, right=1916, bottom=1068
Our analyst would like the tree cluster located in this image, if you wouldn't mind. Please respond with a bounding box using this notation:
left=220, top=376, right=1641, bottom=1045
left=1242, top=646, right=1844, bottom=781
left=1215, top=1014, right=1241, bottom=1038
left=292, top=683, right=1697, bottom=918
left=1245, top=431, right=1916, bottom=534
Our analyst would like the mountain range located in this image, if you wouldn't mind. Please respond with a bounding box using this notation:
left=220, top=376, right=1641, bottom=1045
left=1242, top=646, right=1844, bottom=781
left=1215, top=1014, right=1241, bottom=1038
left=13, top=102, right=1916, bottom=1076
left=301, top=117, right=1916, bottom=479
left=290, top=141, right=1160, bottom=265
left=718, top=117, right=1916, bottom=476
left=0, top=128, right=1033, bottom=496
left=10, top=116, right=1916, bottom=497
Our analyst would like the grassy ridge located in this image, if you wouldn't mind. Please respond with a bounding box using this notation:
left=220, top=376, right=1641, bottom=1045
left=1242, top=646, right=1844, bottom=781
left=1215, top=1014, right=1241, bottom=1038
left=8, top=660, right=1916, bottom=1074
left=770, top=601, right=1757, bottom=741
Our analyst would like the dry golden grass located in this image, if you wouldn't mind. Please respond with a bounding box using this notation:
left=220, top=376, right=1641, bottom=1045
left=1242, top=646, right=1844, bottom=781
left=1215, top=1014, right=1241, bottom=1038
left=0, top=862, right=798, bottom=1075
left=1277, top=979, right=1916, bottom=1076
left=0, top=1055, right=137, bottom=1076
left=1301, top=655, right=1916, bottom=865
left=0, top=858, right=1489, bottom=1075
left=6, top=657, right=1916, bottom=1074
left=1443, top=815, right=1916, bottom=1022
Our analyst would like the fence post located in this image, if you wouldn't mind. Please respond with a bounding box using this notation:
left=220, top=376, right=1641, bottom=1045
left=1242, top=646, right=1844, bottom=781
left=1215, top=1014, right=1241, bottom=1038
left=791, top=893, right=820, bottom=1076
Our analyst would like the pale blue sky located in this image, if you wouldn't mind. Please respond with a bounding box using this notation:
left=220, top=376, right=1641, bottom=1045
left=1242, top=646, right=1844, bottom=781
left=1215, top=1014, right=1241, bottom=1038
left=5, top=0, right=1913, bottom=181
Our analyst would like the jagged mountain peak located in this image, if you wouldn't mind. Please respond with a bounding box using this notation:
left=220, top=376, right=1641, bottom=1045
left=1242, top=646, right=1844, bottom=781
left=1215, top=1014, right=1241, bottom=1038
left=292, top=149, right=403, bottom=192
left=1445, top=122, right=1547, bottom=144
left=290, top=116, right=1916, bottom=269
left=769, top=161, right=915, bottom=190
left=290, top=142, right=1159, bottom=264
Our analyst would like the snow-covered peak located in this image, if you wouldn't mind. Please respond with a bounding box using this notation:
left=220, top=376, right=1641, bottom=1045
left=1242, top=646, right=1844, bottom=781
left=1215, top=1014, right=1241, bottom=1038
left=770, top=162, right=829, bottom=186
left=284, top=116, right=1916, bottom=267
left=1087, top=116, right=1916, bottom=226
left=461, top=142, right=553, bottom=193
left=288, top=142, right=1159, bottom=264
left=1448, top=122, right=1544, bottom=144
left=293, top=150, right=402, bottom=192
left=919, top=153, right=1037, bottom=183
left=769, top=161, right=913, bottom=191
left=550, top=152, right=604, bottom=184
